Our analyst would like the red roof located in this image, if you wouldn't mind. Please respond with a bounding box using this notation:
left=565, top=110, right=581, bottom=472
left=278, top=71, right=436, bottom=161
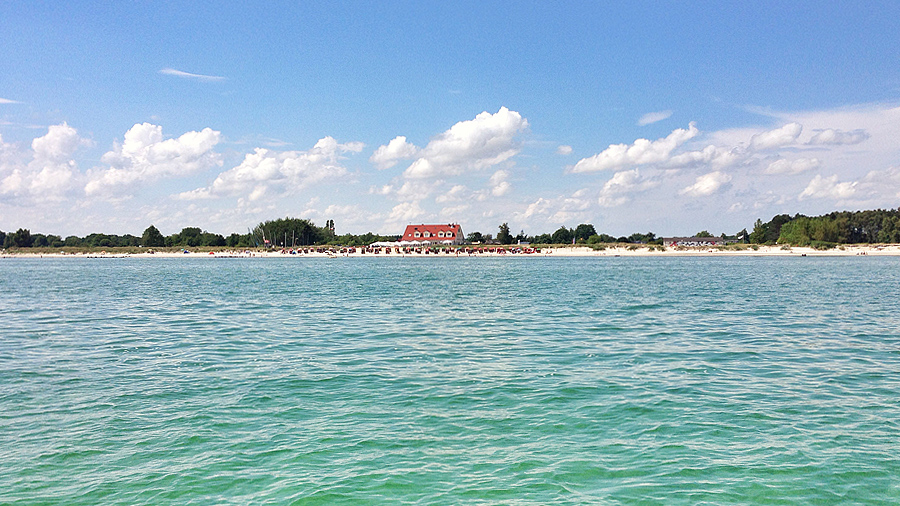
left=401, top=224, right=463, bottom=241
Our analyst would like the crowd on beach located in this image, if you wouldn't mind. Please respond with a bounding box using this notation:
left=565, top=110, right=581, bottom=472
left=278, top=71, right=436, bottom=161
left=279, top=245, right=543, bottom=256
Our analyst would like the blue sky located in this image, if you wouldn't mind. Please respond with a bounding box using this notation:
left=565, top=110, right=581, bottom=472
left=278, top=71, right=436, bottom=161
left=2, top=1, right=900, bottom=237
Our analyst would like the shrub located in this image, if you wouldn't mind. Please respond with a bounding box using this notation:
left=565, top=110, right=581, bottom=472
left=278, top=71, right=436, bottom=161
left=810, top=240, right=837, bottom=250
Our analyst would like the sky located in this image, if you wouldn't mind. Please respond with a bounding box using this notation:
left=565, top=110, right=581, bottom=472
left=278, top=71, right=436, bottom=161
left=2, top=1, right=900, bottom=238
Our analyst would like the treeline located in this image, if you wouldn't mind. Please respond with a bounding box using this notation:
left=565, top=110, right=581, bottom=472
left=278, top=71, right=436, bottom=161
left=0, top=226, right=233, bottom=249
left=0, top=217, right=397, bottom=250
left=5, top=208, right=900, bottom=250
left=468, top=223, right=670, bottom=245
left=250, top=217, right=398, bottom=247
left=751, top=208, right=900, bottom=246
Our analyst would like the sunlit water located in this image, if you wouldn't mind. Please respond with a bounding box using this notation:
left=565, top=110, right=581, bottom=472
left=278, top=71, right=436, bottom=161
left=1, top=256, right=899, bottom=504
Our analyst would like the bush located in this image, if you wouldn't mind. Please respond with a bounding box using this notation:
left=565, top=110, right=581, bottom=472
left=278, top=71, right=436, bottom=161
left=810, top=240, right=837, bottom=250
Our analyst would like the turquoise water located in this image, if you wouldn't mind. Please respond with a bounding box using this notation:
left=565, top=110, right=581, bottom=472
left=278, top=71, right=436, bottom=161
left=1, top=256, right=899, bottom=505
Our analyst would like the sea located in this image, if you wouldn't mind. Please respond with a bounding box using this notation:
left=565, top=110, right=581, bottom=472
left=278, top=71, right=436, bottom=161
left=1, top=256, right=899, bottom=505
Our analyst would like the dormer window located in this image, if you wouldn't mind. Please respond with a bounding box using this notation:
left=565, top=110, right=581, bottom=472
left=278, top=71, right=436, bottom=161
left=446, top=232, right=453, bottom=238
left=438, top=231, right=445, bottom=237
left=424, top=232, right=431, bottom=238
left=414, top=232, right=421, bottom=238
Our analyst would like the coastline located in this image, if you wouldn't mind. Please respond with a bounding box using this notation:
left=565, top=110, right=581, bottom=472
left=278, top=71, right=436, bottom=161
left=3, top=244, right=900, bottom=259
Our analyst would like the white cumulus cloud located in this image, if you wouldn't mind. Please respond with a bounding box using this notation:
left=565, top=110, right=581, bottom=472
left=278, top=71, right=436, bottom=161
left=387, top=201, right=425, bottom=223
left=489, top=169, right=511, bottom=196
left=1, top=123, right=86, bottom=201
left=572, top=123, right=699, bottom=173
left=517, top=191, right=593, bottom=226
left=369, top=135, right=419, bottom=170
left=667, top=144, right=743, bottom=169
left=597, top=169, right=660, bottom=207
left=179, top=136, right=361, bottom=201
left=679, top=171, right=732, bottom=197
left=86, top=123, right=221, bottom=196
left=440, top=204, right=470, bottom=218
left=764, top=157, right=820, bottom=175
left=857, top=166, right=900, bottom=199
left=403, top=107, right=528, bottom=179
left=435, top=184, right=467, bottom=203
left=749, top=122, right=802, bottom=150
left=395, top=179, right=443, bottom=201
left=799, top=174, right=857, bottom=200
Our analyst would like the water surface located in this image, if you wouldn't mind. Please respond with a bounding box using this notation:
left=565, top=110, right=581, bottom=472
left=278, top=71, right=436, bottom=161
left=1, top=257, right=899, bottom=504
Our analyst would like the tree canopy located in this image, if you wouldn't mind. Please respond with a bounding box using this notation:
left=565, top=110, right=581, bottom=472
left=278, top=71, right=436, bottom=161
left=253, top=217, right=331, bottom=247
left=574, top=224, right=597, bottom=241
left=497, top=223, right=513, bottom=244
left=141, top=225, right=166, bottom=247
left=551, top=226, right=574, bottom=244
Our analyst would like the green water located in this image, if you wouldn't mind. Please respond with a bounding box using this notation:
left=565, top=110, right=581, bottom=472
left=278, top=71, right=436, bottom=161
left=1, top=257, right=899, bottom=504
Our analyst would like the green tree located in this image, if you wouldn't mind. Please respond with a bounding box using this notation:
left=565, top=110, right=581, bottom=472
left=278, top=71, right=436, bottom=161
left=32, top=234, right=49, bottom=248
left=141, top=225, right=166, bottom=247
left=466, top=231, right=484, bottom=243
left=0, top=230, right=5, bottom=248
left=573, top=224, right=597, bottom=242
left=551, top=226, right=574, bottom=244
left=765, top=214, right=793, bottom=243
left=587, top=233, right=617, bottom=244
left=749, top=219, right=767, bottom=244
left=199, top=232, right=226, bottom=247
left=777, top=218, right=811, bottom=246
left=628, top=232, right=657, bottom=243
left=11, top=228, right=33, bottom=248
left=878, top=216, right=900, bottom=243
left=497, top=223, right=513, bottom=244
left=226, top=233, right=251, bottom=247
left=695, top=230, right=713, bottom=237
left=177, top=227, right=203, bottom=247
left=254, top=217, right=325, bottom=247
left=46, top=235, right=63, bottom=247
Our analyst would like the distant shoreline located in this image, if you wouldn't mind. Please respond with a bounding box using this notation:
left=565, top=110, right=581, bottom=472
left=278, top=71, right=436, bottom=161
left=3, top=244, right=900, bottom=259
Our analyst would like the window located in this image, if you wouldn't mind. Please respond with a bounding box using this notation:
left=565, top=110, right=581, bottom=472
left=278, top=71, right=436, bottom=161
left=438, top=231, right=445, bottom=237
left=446, top=232, right=453, bottom=238
left=414, top=232, right=420, bottom=238
left=424, top=232, right=431, bottom=237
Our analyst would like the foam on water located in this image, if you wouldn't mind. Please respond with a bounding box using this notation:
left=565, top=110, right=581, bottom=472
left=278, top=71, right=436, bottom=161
left=1, top=257, right=899, bottom=504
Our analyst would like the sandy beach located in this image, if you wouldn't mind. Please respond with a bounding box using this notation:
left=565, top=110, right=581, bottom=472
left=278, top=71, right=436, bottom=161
left=5, top=244, right=900, bottom=259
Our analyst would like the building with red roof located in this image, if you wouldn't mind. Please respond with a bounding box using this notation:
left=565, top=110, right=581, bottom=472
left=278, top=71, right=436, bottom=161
left=400, top=224, right=464, bottom=245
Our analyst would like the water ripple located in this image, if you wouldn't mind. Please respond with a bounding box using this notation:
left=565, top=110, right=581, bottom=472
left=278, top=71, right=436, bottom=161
left=1, top=257, right=899, bottom=504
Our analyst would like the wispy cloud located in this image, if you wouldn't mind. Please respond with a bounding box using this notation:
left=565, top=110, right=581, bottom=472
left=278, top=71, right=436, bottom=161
left=159, top=68, right=226, bottom=82
left=637, top=110, right=672, bottom=126
left=0, top=98, right=22, bottom=104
